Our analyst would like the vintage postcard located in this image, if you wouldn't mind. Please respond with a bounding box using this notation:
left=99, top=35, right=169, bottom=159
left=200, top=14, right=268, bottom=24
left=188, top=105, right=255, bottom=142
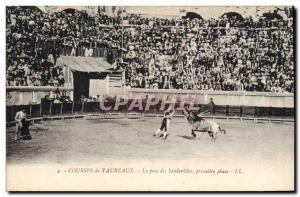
left=6, top=6, right=294, bottom=191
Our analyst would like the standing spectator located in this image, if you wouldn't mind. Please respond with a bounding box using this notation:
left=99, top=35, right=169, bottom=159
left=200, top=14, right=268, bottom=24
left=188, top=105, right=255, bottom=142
left=208, top=98, right=216, bottom=115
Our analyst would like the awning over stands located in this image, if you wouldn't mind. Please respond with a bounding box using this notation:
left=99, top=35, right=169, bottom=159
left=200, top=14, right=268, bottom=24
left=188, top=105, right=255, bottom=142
left=56, top=56, right=113, bottom=73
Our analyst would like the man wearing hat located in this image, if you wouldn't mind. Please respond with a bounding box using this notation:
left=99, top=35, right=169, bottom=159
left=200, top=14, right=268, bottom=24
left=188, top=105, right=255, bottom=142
left=153, top=106, right=174, bottom=140
left=14, top=109, right=27, bottom=141
left=208, top=98, right=216, bottom=115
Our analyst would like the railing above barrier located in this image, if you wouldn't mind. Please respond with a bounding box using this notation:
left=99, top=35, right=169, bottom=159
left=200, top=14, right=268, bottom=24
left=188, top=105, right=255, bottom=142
left=128, top=88, right=294, bottom=97
left=127, top=88, right=294, bottom=108
left=6, top=86, right=73, bottom=91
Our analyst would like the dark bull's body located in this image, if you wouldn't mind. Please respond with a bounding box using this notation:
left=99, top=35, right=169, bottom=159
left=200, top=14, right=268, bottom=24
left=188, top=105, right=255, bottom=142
left=183, top=109, right=226, bottom=140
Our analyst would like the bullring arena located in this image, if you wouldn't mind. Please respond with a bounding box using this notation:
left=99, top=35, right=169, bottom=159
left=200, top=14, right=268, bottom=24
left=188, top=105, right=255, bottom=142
left=7, top=113, right=294, bottom=165
left=6, top=109, right=295, bottom=191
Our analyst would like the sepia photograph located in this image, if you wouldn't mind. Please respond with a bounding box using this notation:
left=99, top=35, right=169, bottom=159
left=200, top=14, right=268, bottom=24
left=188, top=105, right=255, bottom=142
left=5, top=5, right=295, bottom=191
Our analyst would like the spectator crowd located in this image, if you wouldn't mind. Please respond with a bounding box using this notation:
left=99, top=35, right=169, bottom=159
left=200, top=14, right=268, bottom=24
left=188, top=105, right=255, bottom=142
left=6, top=6, right=294, bottom=93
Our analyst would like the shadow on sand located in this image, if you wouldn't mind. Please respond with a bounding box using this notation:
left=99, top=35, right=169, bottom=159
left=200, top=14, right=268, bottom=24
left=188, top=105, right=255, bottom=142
left=177, top=135, right=195, bottom=140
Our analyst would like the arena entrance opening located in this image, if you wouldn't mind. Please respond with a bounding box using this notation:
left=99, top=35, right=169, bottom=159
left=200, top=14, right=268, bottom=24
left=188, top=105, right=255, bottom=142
left=73, top=72, right=109, bottom=102
left=184, top=12, right=203, bottom=20
left=60, top=8, right=83, bottom=15
left=221, top=12, right=244, bottom=21
left=56, top=56, right=114, bottom=102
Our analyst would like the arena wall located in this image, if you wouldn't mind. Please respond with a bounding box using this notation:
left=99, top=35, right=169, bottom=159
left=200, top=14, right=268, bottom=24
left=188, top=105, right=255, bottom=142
left=7, top=86, right=73, bottom=105
left=127, top=88, right=294, bottom=108
left=7, top=86, right=294, bottom=108
left=37, top=6, right=289, bottom=19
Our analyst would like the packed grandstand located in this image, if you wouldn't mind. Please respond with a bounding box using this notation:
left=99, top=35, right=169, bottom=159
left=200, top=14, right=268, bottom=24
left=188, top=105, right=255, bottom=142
left=6, top=6, right=294, bottom=93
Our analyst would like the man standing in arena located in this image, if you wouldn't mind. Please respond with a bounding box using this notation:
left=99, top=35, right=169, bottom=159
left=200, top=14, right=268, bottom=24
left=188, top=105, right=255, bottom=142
left=208, top=98, right=216, bottom=115
left=14, top=109, right=27, bottom=141
left=153, top=106, right=174, bottom=140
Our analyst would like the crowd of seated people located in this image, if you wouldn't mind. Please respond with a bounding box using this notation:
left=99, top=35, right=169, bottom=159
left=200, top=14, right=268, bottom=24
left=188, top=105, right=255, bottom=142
left=6, top=6, right=294, bottom=93
left=118, top=12, right=294, bottom=93
left=6, top=6, right=119, bottom=87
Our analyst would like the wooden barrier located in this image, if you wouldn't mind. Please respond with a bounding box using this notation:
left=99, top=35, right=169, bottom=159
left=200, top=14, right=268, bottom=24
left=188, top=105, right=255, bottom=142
left=6, top=100, right=294, bottom=124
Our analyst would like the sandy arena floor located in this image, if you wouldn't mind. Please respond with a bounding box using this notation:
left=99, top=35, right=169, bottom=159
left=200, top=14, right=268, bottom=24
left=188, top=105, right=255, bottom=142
left=6, top=116, right=294, bottom=165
